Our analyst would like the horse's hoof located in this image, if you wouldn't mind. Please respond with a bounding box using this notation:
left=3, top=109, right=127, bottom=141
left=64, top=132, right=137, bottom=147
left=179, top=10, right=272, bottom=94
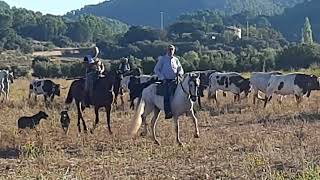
left=154, top=140, right=161, bottom=146
left=178, top=142, right=185, bottom=147
left=109, top=131, right=113, bottom=135
left=194, top=134, right=200, bottom=138
left=140, top=132, right=147, bottom=137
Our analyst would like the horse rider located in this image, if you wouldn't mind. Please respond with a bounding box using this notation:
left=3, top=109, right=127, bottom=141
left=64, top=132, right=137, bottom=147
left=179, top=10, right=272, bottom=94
left=154, top=44, right=184, bottom=119
left=83, top=46, right=105, bottom=106
left=118, top=58, right=131, bottom=78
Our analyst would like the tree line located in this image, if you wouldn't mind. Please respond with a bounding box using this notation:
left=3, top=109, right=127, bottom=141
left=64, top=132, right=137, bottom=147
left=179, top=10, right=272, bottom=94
left=1, top=1, right=320, bottom=77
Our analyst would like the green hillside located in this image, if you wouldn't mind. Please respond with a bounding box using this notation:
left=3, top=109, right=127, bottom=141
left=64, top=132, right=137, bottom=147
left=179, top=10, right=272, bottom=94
left=67, top=0, right=304, bottom=27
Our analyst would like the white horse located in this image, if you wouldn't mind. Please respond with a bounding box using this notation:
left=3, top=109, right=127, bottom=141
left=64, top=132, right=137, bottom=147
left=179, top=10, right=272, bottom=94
left=0, top=70, right=14, bottom=101
left=128, top=72, right=201, bottom=146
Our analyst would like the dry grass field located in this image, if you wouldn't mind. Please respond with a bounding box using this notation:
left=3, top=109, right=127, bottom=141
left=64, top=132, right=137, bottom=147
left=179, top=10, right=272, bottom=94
left=0, top=78, right=320, bottom=179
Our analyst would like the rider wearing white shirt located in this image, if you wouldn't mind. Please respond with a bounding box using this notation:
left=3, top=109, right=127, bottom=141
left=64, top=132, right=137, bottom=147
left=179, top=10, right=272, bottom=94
left=154, top=44, right=184, bottom=119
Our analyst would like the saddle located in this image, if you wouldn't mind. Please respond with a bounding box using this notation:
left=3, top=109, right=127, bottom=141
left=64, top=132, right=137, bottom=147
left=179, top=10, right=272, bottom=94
left=156, top=80, right=178, bottom=96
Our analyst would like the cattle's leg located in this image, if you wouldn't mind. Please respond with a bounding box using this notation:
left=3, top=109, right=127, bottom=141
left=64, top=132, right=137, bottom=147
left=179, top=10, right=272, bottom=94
left=120, top=95, right=125, bottom=111
left=105, top=105, right=112, bottom=135
left=295, top=95, right=302, bottom=105
left=150, top=108, right=161, bottom=145
left=130, top=100, right=135, bottom=110
left=264, top=95, right=272, bottom=108
left=91, top=106, right=100, bottom=134
left=209, top=90, right=218, bottom=106
left=277, top=95, right=283, bottom=105
left=173, top=116, right=183, bottom=146
left=197, top=96, right=202, bottom=110
left=5, top=86, right=9, bottom=100
left=190, top=108, right=200, bottom=138
left=222, top=91, right=227, bottom=97
left=50, top=95, right=54, bottom=102
left=253, top=90, right=258, bottom=105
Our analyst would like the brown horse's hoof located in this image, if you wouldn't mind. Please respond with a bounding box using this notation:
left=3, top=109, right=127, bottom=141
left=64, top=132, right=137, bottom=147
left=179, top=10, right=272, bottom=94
left=178, top=142, right=185, bottom=147
left=89, top=129, right=94, bottom=134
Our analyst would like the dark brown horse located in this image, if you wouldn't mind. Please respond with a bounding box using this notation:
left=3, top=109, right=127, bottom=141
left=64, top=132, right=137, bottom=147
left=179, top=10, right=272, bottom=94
left=64, top=71, right=116, bottom=134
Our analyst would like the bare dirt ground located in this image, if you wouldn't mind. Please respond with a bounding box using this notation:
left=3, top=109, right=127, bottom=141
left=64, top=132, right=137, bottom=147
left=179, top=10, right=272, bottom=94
left=0, top=78, right=320, bottom=179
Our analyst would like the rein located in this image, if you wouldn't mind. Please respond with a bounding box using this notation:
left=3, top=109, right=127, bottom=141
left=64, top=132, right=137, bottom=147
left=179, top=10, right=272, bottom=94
left=179, top=75, right=197, bottom=99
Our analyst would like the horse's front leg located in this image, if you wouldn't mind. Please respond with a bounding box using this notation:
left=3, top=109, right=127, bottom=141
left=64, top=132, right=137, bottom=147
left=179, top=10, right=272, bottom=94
left=150, top=108, right=160, bottom=145
left=76, top=102, right=82, bottom=133
left=190, top=108, right=200, bottom=138
left=105, top=105, right=112, bottom=135
left=173, top=116, right=183, bottom=146
left=90, top=106, right=100, bottom=134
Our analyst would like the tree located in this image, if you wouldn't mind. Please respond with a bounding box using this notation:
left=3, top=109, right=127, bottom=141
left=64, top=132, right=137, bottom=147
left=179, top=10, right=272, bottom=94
left=120, top=26, right=159, bottom=44
left=302, top=17, right=313, bottom=45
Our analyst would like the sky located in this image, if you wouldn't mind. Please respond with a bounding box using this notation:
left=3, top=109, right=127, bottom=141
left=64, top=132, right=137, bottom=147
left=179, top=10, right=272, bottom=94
left=4, top=0, right=104, bottom=15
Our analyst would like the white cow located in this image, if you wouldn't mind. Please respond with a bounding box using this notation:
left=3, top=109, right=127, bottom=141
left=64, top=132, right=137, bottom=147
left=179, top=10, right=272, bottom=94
left=250, top=71, right=282, bottom=104
left=264, top=73, right=320, bottom=107
left=208, top=72, right=251, bottom=104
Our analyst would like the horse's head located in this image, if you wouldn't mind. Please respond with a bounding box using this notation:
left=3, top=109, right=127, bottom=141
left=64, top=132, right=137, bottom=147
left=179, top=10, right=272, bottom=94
left=182, top=73, right=200, bottom=102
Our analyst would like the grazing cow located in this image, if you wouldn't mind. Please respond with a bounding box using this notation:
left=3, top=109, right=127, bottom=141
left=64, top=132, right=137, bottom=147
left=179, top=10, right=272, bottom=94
left=128, top=75, right=159, bottom=109
left=29, top=79, right=61, bottom=103
left=250, top=71, right=282, bottom=104
left=208, top=72, right=251, bottom=104
left=0, top=70, right=14, bottom=101
left=17, top=111, right=48, bottom=130
left=60, top=110, right=70, bottom=134
left=264, top=73, right=320, bottom=107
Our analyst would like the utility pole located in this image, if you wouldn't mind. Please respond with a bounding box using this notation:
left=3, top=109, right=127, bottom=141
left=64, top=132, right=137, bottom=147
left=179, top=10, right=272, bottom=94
left=246, top=21, right=249, bottom=38
left=160, top=11, right=164, bottom=31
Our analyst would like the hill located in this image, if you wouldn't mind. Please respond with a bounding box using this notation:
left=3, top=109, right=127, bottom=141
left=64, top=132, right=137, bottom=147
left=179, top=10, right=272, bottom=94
left=270, top=0, right=320, bottom=41
left=67, top=0, right=304, bottom=27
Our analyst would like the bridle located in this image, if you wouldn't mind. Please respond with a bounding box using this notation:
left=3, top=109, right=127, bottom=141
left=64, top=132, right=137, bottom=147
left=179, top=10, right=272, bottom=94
left=180, top=74, right=199, bottom=101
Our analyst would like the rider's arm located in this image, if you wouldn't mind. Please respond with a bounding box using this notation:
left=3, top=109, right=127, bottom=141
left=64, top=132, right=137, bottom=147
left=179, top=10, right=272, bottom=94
left=176, top=58, right=184, bottom=77
left=154, top=57, right=164, bottom=79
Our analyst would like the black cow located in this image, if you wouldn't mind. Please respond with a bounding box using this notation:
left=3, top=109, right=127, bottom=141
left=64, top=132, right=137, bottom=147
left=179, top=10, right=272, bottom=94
left=128, top=75, right=159, bottom=109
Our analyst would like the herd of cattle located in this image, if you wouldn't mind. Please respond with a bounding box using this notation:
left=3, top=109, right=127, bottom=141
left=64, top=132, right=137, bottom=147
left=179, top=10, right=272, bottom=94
left=1, top=69, right=319, bottom=108
left=123, top=70, right=320, bottom=108
left=1, top=69, right=320, bottom=133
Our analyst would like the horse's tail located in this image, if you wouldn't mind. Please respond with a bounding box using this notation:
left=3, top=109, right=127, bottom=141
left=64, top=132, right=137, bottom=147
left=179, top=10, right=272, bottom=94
left=128, top=98, right=145, bottom=136
left=65, top=86, right=73, bottom=104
